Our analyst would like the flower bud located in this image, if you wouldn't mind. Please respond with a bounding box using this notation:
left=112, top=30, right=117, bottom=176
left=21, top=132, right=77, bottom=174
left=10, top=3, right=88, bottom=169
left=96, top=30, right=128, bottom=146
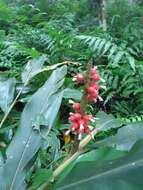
left=87, top=95, right=97, bottom=102
left=73, top=74, right=85, bottom=84
left=91, top=91, right=98, bottom=98
left=86, top=86, right=96, bottom=94
left=90, top=73, right=101, bottom=81
left=90, top=67, right=98, bottom=75
left=90, top=83, right=99, bottom=90
left=72, top=103, right=81, bottom=112
left=70, top=123, right=79, bottom=131
left=83, top=115, right=95, bottom=122
left=74, top=113, right=82, bottom=120
left=68, top=115, right=76, bottom=122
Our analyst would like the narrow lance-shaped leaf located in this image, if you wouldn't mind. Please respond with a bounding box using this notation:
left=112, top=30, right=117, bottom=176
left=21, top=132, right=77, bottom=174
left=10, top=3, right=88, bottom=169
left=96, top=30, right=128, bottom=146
left=0, top=66, right=67, bottom=190
left=0, top=78, right=16, bottom=113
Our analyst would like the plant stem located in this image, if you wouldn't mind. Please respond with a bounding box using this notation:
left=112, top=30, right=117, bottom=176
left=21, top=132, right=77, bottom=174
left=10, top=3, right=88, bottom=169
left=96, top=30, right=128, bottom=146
left=0, top=86, right=25, bottom=129
left=38, top=128, right=99, bottom=190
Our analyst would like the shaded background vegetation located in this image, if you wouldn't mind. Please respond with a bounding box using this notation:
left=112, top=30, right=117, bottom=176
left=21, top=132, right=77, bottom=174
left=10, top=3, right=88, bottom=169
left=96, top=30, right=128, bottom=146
left=0, top=1, right=143, bottom=189
left=0, top=0, right=143, bottom=120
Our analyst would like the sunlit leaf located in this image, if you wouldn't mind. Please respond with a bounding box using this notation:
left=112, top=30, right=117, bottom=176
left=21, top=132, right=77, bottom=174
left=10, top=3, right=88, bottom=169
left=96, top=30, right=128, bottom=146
left=22, top=55, right=47, bottom=83
left=0, top=78, right=16, bottom=113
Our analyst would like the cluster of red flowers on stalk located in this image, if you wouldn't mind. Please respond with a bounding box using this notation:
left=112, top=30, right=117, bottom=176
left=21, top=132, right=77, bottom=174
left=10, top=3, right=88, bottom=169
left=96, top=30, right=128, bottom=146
left=65, top=66, right=105, bottom=140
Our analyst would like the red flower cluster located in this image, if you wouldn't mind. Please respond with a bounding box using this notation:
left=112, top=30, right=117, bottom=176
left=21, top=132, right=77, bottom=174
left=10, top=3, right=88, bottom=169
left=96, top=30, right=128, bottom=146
left=65, top=103, right=95, bottom=140
left=66, top=66, right=105, bottom=140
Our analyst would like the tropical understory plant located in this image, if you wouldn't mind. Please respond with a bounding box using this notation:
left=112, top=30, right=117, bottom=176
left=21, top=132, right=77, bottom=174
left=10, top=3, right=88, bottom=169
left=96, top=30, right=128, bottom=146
left=0, top=57, right=143, bottom=190
left=0, top=0, right=143, bottom=190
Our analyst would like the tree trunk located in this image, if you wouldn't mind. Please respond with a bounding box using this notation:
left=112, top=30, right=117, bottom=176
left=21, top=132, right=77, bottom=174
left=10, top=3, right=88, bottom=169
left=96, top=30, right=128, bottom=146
left=98, top=0, right=107, bottom=32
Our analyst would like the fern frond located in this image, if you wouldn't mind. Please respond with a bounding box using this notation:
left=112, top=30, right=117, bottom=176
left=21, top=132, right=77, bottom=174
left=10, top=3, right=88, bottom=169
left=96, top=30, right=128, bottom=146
left=77, top=35, right=135, bottom=70
left=121, top=115, right=143, bottom=124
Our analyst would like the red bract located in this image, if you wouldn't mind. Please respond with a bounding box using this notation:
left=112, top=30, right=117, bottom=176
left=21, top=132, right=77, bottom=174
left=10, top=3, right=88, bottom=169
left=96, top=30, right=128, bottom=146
left=74, top=113, right=82, bottom=120
left=90, top=73, right=101, bottom=81
left=68, top=115, right=76, bottom=122
left=84, top=127, right=90, bottom=134
left=72, top=103, right=81, bottom=112
left=90, top=83, right=99, bottom=90
left=73, top=73, right=85, bottom=84
left=70, top=123, right=79, bottom=131
left=83, top=115, right=95, bottom=122
left=86, top=86, right=96, bottom=94
left=90, top=67, right=97, bottom=75
left=87, top=95, right=97, bottom=102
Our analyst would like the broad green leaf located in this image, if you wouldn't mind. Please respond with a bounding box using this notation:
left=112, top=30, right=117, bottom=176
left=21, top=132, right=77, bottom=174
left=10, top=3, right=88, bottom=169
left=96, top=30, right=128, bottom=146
left=28, top=61, right=79, bottom=87
left=96, top=111, right=121, bottom=131
left=22, top=55, right=47, bottom=83
left=63, top=88, right=82, bottom=100
left=55, top=140, right=143, bottom=190
left=0, top=66, right=67, bottom=190
left=0, top=78, right=16, bottom=113
left=77, top=147, right=126, bottom=162
left=95, top=122, right=143, bottom=151
left=56, top=147, right=127, bottom=187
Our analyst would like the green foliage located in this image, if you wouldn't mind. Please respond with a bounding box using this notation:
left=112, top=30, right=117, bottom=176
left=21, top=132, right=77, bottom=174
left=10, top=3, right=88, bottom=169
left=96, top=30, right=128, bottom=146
left=96, top=122, right=143, bottom=151
left=29, top=168, right=53, bottom=190
left=55, top=140, right=143, bottom=190
left=77, top=34, right=135, bottom=70
left=0, top=78, right=16, bottom=113
left=54, top=111, right=143, bottom=190
left=0, top=66, right=67, bottom=190
left=0, top=0, right=143, bottom=189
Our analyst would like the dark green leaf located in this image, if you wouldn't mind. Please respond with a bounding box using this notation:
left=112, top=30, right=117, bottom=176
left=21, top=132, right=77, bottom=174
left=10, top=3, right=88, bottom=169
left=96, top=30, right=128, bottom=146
left=56, top=140, right=143, bottom=190
left=96, top=111, right=121, bottom=131
left=96, top=122, right=143, bottom=151
left=29, top=169, right=53, bottom=190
